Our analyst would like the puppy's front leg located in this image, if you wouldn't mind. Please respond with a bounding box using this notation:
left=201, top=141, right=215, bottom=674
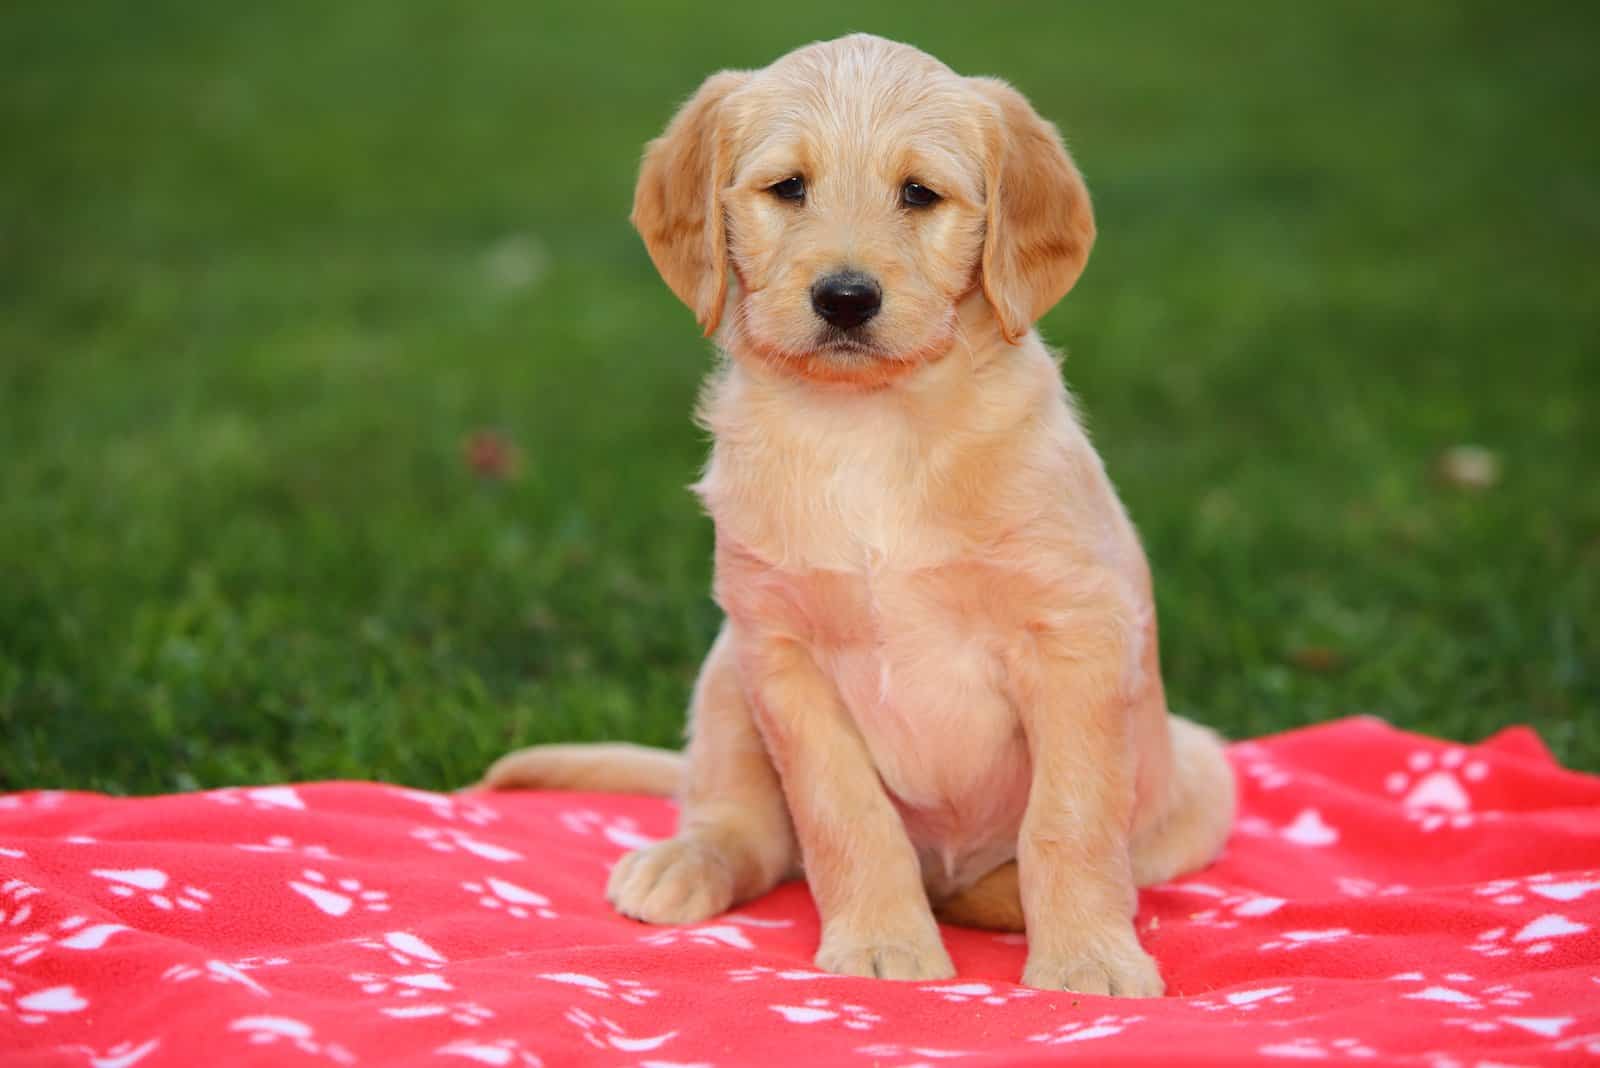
left=747, top=636, right=955, bottom=981
left=1012, top=624, right=1164, bottom=998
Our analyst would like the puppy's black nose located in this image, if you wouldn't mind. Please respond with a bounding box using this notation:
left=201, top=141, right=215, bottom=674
left=810, top=272, right=882, bottom=329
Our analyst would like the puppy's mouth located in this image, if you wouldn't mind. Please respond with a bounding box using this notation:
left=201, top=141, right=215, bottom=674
left=813, top=329, right=884, bottom=358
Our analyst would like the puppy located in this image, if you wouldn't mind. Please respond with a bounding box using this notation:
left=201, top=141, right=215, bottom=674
left=482, top=34, right=1235, bottom=997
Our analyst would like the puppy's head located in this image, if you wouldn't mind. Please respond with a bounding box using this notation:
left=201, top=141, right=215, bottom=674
left=632, top=35, right=1094, bottom=386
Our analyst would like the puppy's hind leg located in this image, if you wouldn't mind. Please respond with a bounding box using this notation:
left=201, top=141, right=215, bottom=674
left=607, top=621, right=798, bottom=925
left=1130, top=715, right=1236, bottom=888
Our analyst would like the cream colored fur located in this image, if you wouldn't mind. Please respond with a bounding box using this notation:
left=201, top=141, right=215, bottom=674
left=480, top=34, right=1235, bottom=997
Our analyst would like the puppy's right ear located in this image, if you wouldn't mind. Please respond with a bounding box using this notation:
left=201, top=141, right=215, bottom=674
left=631, top=71, right=747, bottom=336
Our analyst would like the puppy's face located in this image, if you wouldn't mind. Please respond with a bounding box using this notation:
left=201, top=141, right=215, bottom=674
left=632, top=35, right=1096, bottom=388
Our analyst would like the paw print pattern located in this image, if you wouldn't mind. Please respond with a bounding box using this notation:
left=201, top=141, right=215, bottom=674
left=228, top=1016, right=355, bottom=1064
left=565, top=1007, right=678, bottom=1053
left=1191, top=985, right=1295, bottom=1013
left=1187, top=893, right=1287, bottom=929
left=235, top=835, right=335, bottom=860
left=1337, top=877, right=1409, bottom=898
left=1468, top=914, right=1590, bottom=957
left=1387, top=971, right=1531, bottom=1014
left=3, top=916, right=129, bottom=966
left=0, top=977, right=91, bottom=1025
left=91, top=869, right=211, bottom=912
left=727, top=964, right=833, bottom=983
left=856, top=1042, right=973, bottom=1062
left=537, top=972, right=659, bottom=1006
left=1473, top=871, right=1600, bottom=907
left=388, top=788, right=499, bottom=827
left=1231, top=742, right=1293, bottom=791
left=642, top=923, right=755, bottom=950
left=769, top=998, right=882, bottom=1031
left=206, top=786, right=306, bottom=812
left=461, top=877, right=557, bottom=919
left=381, top=1000, right=494, bottom=1026
left=1027, top=1014, right=1145, bottom=1045
left=0, top=847, right=24, bottom=859
left=920, top=982, right=1039, bottom=1007
left=162, top=960, right=270, bottom=997
left=559, top=809, right=660, bottom=851
left=411, top=827, right=523, bottom=863
left=436, top=1037, right=545, bottom=1066
left=1234, top=809, right=1340, bottom=847
left=0, top=879, right=42, bottom=929
left=348, top=971, right=453, bottom=998
left=289, top=869, right=390, bottom=916
left=1260, top=1036, right=1377, bottom=1059
left=1259, top=928, right=1357, bottom=952
left=351, top=931, right=448, bottom=969
left=1386, top=748, right=1487, bottom=810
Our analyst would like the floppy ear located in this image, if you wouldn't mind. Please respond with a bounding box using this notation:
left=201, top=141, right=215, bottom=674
left=631, top=71, right=746, bottom=336
left=970, top=77, right=1096, bottom=344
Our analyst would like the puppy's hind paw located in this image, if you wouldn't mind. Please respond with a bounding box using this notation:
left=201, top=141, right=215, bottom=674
left=607, top=836, right=736, bottom=925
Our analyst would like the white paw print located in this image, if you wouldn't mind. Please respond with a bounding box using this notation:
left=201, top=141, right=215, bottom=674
left=1387, top=971, right=1531, bottom=1013
left=206, top=786, right=306, bottom=812
left=349, top=971, right=453, bottom=998
left=1474, top=871, right=1600, bottom=906
left=228, top=1016, right=355, bottom=1064
left=461, top=877, right=557, bottom=919
left=1188, top=893, right=1287, bottom=929
left=436, top=1037, right=544, bottom=1066
left=559, top=809, right=660, bottom=851
left=235, top=835, right=335, bottom=860
left=388, top=788, right=499, bottom=827
left=352, top=931, right=448, bottom=969
left=381, top=1000, right=495, bottom=1026
left=537, top=972, right=658, bottom=1006
left=0, top=977, right=91, bottom=1025
left=92, top=868, right=211, bottom=912
left=1027, top=1014, right=1145, bottom=1045
left=3, top=915, right=130, bottom=966
left=289, top=869, right=390, bottom=916
left=728, top=964, right=833, bottom=983
left=411, top=827, right=523, bottom=863
left=1259, top=928, right=1357, bottom=952
left=769, top=998, right=882, bottom=1031
left=0, top=878, right=42, bottom=929
left=163, top=960, right=270, bottom=997
left=565, top=1007, right=678, bottom=1053
left=1232, top=743, right=1292, bottom=791
left=1336, top=877, right=1409, bottom=898
left=1260, top=1036, right=1377, bottom=1059
left=1191, top=985, right=1295, bottom=1012
left=1469, top=913, right=1590, bottom=957
left=920, top=982, right=1039, bottom=1006
left=642, top=923, right=755, bottom=950
left=857, top=1042, right=973, bottom=1061
left=1386, top=749, right=1487, bottom=811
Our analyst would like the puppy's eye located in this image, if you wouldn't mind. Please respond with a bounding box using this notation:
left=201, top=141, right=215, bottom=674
left=768, top=177, right=806, bottom=202
left=901, top=181, right=941, bottom=209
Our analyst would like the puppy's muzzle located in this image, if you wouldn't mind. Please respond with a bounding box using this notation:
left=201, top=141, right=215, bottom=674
left=810, top=272, right=882, bottom=330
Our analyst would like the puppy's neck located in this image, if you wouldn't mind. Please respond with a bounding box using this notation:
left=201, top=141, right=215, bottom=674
left=695, top=299, right=1078, bottom=572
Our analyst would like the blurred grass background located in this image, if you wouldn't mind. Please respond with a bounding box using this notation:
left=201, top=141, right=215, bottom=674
left=2, top=1, right=1596, bottom=793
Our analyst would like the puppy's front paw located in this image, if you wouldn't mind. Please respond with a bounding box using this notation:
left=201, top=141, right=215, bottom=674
left=816, top=928, right=955, bottom=981
left=1022, top=927, right=1164, bottom=998
left=607, top=836, right=735, bottom=925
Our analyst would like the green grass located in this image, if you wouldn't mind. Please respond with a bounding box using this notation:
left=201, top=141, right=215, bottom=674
left=2, top=1, right=1596, bottom=794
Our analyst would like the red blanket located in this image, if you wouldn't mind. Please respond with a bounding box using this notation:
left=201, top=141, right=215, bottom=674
left=3, top=716, right=1598, bottom=1067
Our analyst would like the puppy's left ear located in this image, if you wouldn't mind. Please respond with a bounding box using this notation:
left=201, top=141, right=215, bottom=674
left=631, top=71, right=747, bottom=336
left=970, top=77, right=1096, bottom=344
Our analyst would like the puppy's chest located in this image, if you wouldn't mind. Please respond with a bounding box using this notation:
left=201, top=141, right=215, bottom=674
left=723, top=553, right=1033, bottom=867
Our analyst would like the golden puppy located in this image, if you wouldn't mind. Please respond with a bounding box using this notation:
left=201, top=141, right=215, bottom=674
left=482, top=33, right=1235, bottom=997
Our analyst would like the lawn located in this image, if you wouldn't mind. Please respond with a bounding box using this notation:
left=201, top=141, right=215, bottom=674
left=2, top=1, right=1596, bottom=794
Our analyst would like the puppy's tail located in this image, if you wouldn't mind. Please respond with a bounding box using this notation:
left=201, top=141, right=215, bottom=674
left=475, top=743, right=685, bottom=796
